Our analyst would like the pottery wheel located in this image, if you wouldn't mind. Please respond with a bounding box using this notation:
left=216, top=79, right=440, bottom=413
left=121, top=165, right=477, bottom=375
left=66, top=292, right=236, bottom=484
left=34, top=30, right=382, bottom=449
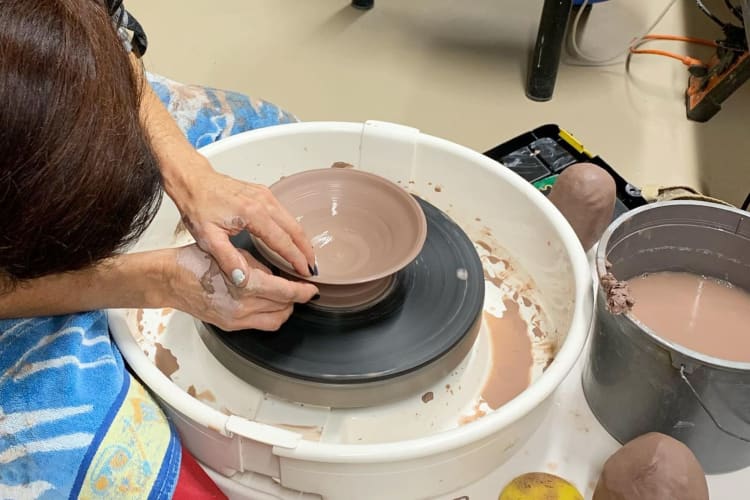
left=198, top=197, right=485, bottom=408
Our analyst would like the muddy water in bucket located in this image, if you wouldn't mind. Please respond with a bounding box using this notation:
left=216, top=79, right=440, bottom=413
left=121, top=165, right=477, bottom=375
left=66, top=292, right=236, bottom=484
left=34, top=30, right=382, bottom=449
left=582, top=201, right=750, bottom=473
left=627, top=272, right=750, bottom=363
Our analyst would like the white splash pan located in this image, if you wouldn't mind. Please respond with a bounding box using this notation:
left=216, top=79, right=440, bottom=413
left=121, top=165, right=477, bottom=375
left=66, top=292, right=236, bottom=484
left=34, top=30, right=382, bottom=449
left=109, top=121, right=593, bottom=499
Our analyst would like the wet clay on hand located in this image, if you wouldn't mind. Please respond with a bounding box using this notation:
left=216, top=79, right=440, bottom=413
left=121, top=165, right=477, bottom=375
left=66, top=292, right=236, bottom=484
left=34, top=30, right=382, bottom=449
left=547, top=163, right=616, bottom=251
left=593, top=433, right=709, bottom=500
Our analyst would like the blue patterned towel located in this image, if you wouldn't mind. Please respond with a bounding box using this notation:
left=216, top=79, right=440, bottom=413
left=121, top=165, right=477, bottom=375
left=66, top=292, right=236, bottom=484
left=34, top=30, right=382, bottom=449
left=0, top=313, right=179, bottom=499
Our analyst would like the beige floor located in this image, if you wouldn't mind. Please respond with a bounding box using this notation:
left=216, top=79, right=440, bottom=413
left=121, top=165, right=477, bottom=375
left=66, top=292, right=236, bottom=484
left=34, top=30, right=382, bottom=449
left=128, top=0, right=750, bottom=206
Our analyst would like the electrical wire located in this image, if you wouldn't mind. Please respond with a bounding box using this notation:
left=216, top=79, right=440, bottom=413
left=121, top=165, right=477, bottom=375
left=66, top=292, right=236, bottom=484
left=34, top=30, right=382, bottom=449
left=625, top=36, right=708, bottom=73
left=567, top=0, right=680, bottom=66
left=625, top=35, right=714, bottom=66
left=624, top=31, right=746, bottom=72
left=724, top=0, right=744, bottom=21
left=641, top=34, right=718, bottom=48
left=629, top=48, right=706, bottom=67
left=695, top=0, right=728, bottom=27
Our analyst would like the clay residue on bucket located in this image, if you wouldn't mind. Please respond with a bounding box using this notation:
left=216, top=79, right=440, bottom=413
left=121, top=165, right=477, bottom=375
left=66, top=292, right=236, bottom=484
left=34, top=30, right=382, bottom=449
left=459, top=228, right=557, bottom=426
left=136, top=308, right=145, bottom=336
left=187, top=385, right=216, bottom=403
left=474, top=227, right=518, bottom=291
left=601, top=262, right=635, bottom=314
left=129, top=308, right=145, bottom=344
left=458, top=401, right=487, bottom=425
left=478, top=248, right=511, bottom=290
left=154, top=342, right=179, bottom=378
left=459, top=301, right=535, bottom=425
left=481, top=302, right=533, bottom=409
left=272, top=424, right=323, bottom=442
left=330, top=161, right=354, bottom=169
left=475, top=240, right=492, bottom=254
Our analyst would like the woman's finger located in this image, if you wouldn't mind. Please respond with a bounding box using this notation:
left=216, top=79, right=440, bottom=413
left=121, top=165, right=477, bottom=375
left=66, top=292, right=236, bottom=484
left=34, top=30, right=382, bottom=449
left=268, top=203, right=317, bottom=272
left=242, top=297, right=292, bottom=315
left=203, top=230, right=250, bottom=286
left=244, top=268, right=318, bottom=303
left=244, top=215, right=311, bottom=277
left=240, top=306, right=295, bottom=332
left=236, top=248, right=271, bottom=275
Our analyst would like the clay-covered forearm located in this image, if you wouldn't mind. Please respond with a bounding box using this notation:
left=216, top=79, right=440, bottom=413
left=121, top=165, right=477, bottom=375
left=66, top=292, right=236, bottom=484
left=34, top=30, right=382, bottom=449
left=130, top=54, right=212, bottom=201
left=0, top=251, right=168, bottom=319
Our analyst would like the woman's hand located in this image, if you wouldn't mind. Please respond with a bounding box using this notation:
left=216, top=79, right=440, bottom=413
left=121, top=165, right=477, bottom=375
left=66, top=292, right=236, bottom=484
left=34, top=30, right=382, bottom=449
left=133, top=69, right=314, bottom=287
left=164, top=244, right=318, bottom=331
left=0, top=246, right=315, bottom=329
left=168, top=159, right=317, bottom=286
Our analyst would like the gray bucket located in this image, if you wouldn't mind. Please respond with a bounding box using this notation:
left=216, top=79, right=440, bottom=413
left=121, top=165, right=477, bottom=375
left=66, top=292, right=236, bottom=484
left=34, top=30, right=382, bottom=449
left=582, top=201, right=750, bottom=474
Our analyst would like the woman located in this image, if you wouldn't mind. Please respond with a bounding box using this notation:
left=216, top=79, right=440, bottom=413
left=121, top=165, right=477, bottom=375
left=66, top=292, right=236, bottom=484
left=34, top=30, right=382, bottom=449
left=0, top=1, right=316, bottom=497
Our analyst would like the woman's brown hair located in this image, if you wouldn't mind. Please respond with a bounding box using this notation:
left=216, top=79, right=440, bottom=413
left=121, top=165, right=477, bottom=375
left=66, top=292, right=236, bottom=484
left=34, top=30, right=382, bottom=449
left=0, top=0, right=162, bottom=284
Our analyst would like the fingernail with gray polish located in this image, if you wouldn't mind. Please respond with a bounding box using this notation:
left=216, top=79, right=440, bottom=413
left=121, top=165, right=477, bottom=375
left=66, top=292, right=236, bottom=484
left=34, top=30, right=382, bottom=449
left=312, top=294, right=321, bottom=301
left=313, top=264, right=319, bottom=276
left=231, top=269, right=245, bottom=286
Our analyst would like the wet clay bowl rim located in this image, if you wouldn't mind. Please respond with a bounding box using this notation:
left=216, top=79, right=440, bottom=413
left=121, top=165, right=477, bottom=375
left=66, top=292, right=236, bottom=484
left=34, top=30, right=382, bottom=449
left=253, top=168, right=428, bottom=285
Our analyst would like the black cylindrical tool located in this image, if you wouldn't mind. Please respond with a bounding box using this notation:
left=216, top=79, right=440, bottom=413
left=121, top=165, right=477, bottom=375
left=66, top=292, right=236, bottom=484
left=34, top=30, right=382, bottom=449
left=352, top=0, right=374, bottom=10
left=526, top=0, right=574, bottom=101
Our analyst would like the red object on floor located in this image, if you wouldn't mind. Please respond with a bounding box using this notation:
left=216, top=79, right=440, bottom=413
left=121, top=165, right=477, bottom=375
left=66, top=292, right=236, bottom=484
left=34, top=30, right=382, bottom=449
left=173, top=447, right=228, bottom=499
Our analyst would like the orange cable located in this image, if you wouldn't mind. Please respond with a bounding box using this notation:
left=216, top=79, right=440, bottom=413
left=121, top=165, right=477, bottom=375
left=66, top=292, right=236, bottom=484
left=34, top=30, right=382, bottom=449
left=630, top=49, right=705, bottom=66
left=629, top=48, right=705, bottom=67
left=641, top=34, right=718, bottom=48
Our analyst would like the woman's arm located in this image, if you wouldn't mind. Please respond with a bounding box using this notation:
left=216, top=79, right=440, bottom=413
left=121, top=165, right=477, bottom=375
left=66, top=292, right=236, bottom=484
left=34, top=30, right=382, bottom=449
left=132, top=57, right=317, bottom=285
left=134, top=61, right=212, bottom=200
left=0, top=252, right=167, bottom=318
left=0, top=245, right=317, bottom=331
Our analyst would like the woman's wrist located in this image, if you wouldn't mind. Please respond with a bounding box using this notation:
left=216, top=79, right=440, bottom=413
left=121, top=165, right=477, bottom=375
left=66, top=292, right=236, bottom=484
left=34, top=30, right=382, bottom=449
left=105, top=249, right=176, bottom=310
left=158, top=149, right=213, bottom=204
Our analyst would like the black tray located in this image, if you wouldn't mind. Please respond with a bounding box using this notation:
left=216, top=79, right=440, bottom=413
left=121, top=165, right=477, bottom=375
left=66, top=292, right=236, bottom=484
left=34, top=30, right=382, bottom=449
left=483, top=124, right=647, bottom=220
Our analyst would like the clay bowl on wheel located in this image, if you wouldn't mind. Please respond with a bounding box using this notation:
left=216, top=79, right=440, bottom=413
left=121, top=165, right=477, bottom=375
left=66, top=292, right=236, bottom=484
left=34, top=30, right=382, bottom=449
left=253, top=168, right=427, bottom=310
